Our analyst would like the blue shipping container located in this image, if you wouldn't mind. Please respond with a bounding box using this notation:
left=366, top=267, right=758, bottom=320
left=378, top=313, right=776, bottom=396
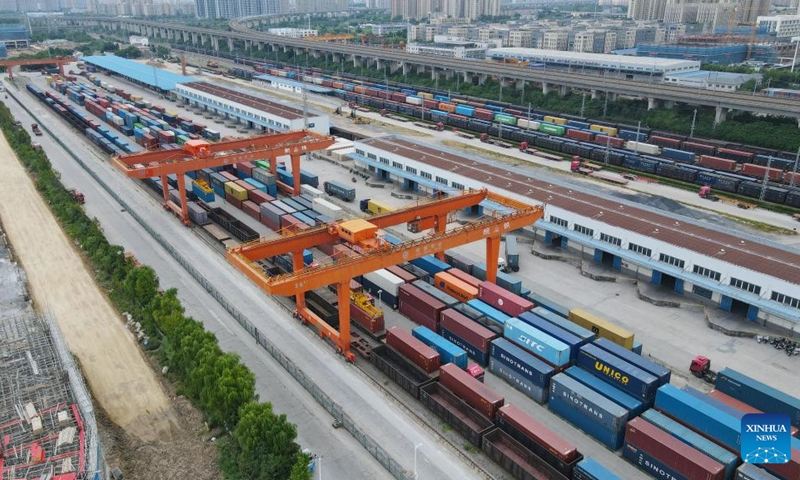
left=716, top=368, right=800, bottom=428
left=549, top=374, right=628, bottom=450
left=294, top=212, right=315, bottom=226
left=410, top=255, right=451, bottom=275
left=471, top=262, right=522, bottom=294
left=735, top=464, right=781, bottom=480
left=490, top=338, right=554, bottom=389
left=577, top=344, right=659, bottom=402
left=573, top=458, right=622, bottom=480
left=654, top=384, right=741, bottom=452
left=622, top=443, right=684, bottom=480
left=532, top=307, right=596, bottom=342
left=467, top=299, right=510, bottom=327
left=244, top=177, right=267, bottom=192
left=681, top=386, right=749, bottom=421
left=641, top=409, right=739, bottom=480
left=662, top=148, right=696, bottom=163
left=565, top=367, right=643, bottom=417
left=505, top=318, right=570, bottom=367
left=412, top=326, right=468, bottom=369
left=592, top=338, right=671, bottom=386
left=440, top=327, right=488, bottom=366
left=489, top=358, right=548, bottom=404
left=518, top=312, right=585, bottom=362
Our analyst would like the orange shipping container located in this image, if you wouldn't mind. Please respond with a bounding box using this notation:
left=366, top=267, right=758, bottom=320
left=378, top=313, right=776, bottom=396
left=446, top=268, right=482, bottom=288
left=438, top=102, right=456, bottom=113
left=434, top=271, right=478, bottom=302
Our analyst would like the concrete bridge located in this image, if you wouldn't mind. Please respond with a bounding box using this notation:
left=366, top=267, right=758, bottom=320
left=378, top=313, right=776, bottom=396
left=60, top=15, right=800, bottom=122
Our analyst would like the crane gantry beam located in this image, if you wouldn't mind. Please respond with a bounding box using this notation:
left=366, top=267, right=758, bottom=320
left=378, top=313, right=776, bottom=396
left=0, top=57, right=75, bottom=79
left=112, top=130, right=334, bottom=225
left=226, top=189, right=544, bottom=361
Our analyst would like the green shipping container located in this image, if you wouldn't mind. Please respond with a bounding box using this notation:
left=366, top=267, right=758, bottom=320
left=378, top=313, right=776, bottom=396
left=133, top=122, right=144, bottom=130
left=494, top=114, right=517, bottom=126
left=177, top=135, right=189, bottom=145
left=540, top=124, right=566, bottom=135
left=255, top=160, right=271, bottom=170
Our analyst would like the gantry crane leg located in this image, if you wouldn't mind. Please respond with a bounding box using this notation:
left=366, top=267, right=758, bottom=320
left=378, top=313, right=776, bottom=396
left=486, top=235, right=501, bottom=284
left=160, top=175, right=170, bottom=206
left=337, top=280, right=354, bottom=362
left=292, top=251, right=308, bottom=316
left=434, top=213, right=448, bottom=261
left=176, top=173, right=190, bottom=226
left=291, top=154, right=302, bottom=195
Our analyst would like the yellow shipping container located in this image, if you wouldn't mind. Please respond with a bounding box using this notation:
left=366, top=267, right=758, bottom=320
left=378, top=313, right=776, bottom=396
left=590, top=125, right=618, bottom=137
left=568, top=308, right=634, bottom=349
left=418, top=92, right=433, bottom=99
left=367, top=199, right=395, bottom=214
left=544, top=116, right=568, bottom=125
left=224, top=182, right=248, bottom=201
left=130, top=94, right=143, bottom=102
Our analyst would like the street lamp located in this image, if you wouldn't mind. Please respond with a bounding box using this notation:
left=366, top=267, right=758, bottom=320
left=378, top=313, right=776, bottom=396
left=413, top=443, right=423, bottom=479
left=791, top=36, right=800, bottom=73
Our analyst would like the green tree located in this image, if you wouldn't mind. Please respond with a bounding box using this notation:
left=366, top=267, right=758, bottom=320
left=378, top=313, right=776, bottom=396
left=156, top=45, right=171, bottom=58
left=191, top=352, right=255, bottom=428
left=221, top=402, right=300, bottom=480
left=121, top=266, right=159, bottom=315
left=289, top=453, right=312, bottom=480
left=116, top=46, right=143, bottom=59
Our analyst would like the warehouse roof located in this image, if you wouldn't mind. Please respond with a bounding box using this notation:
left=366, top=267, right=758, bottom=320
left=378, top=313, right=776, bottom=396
left=83, top=56, right=195, bottom=91
left=487, top=48, right=700, bottom=73
left=178, top=82, right=306, bottom=120
left=664, top=70, right=760, bottom=86
left=254, top=74, right=333, bottom=94
left=359, top=136, right=800, bottom=287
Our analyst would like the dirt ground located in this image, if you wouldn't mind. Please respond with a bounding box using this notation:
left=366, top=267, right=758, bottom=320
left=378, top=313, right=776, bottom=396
left=0, top=132, right=176, bottom=442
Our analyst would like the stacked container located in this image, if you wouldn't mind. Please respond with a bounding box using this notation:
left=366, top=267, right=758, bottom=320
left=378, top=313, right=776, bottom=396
left=412, top=326, right=468, bottom=369
left=504, top=318, right=571, bottom=368
left=386, top=327, right=440, bottom=373
left=489, top=338, right=555, bottom=404
left=439, top=363, right=504, bottom=419
left=439, top=309, right=497, bottom=366
left=398, top=283, right=447, bottom=331
left=478, top=281, right=534, bottom=317
left=576, top=344, right=659, bottom=404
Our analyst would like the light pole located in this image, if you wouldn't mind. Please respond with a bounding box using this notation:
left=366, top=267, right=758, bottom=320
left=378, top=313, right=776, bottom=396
left=413, top=443, right=423, bottom=479
left=690, top=109, right=697, bottom=138
left=792, top=36, right=800, bottom=73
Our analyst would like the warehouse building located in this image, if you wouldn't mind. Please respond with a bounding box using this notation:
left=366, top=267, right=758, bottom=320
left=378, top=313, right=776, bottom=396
left=254, top=74, right=334, bottom=95
left=487, top=47, right=700, bottom=79
left=0, top=25, right=29, bottom=50
left=663, top=70, right=761, bottom=91
left=173, top=82, right=329, bottom=135
left=349, top=136, right=800, bottom=331
left=83, top=55, right=196, bottom=93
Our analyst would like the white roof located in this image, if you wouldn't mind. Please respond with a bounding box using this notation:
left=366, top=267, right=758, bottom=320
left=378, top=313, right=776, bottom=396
left=487, top=48, right=700, bottom=72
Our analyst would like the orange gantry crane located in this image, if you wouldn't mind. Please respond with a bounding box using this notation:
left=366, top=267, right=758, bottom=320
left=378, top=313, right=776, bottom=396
left=112, top=130, right=334, bottom=225
left=227, top=189, right=544, bottom=361
left=0, top=57, right=76, bottom=79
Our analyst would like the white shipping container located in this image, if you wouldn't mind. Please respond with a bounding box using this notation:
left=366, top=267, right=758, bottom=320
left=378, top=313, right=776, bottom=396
left=301, top=184, right=323, bottom=198
left=363, top=269, right=405, bottom=297
left=518, top=119, right=541, bottom=130
left=625, top=141, right=661, bottom=155
left=406, top=96, right=423, bottom=106
left=312, top=197, right=343, bottom=220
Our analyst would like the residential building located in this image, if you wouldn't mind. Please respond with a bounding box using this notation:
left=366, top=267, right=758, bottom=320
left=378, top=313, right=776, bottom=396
left=90, top=0, right=194, bottom=16
left=758, top=15, right=800, bottom=38
left=195, top=0, right=262, bottom=18
left=508, top=29, right=533, bottom=48
left=542, top=31, right=569, bottom=50
left=392, top=0, right=432, bottom=21
left=407, top=36, right=500, bottom=58
left=737, top=0, right=769, bottom=23
left=407, top=24, right=440, bottom=41
left=627, top=0, right=667, bottom=21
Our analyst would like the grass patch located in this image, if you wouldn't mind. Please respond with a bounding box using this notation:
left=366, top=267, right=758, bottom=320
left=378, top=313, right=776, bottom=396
left=442, top=424, right=452, bottom=433
left=463, top=444, right=477, bottom=454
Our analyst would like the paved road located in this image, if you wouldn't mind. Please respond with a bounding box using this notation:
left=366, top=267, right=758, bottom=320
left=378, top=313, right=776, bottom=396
left=6, top=78, right=483, bottom=480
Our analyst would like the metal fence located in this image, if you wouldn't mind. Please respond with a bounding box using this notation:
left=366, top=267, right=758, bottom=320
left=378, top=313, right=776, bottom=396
left=8, top=84, right=413, bottom=480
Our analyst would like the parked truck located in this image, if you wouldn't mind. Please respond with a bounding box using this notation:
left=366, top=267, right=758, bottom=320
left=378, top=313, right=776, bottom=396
left=504, top=235, right=519, bottom=272
left=324, top=180, right=356, bottom=202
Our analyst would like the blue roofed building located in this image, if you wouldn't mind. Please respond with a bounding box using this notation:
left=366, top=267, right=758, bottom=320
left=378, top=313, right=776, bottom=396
left=0, top=25, right=29, bottom=49
left=83, top=55, right=196, bottom=93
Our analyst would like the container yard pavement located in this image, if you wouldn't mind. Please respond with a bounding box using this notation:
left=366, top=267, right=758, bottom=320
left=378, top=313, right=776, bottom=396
left=0, top=130, right=178, bottom=442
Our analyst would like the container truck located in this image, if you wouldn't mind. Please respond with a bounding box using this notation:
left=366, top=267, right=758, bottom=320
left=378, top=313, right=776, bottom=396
left=324, top=180, right=355, bottom=201
left=504, top=235, right=520, bottom=272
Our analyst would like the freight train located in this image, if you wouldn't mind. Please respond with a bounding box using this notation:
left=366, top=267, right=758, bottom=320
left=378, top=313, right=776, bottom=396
left=208, top=55, right=800, bottom=209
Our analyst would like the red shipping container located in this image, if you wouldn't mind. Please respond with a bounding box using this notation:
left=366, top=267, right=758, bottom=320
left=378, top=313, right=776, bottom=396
left=439, top=363, right=504, bottom=419
left=317, top=242, right=335, bottom=256
left=219, top=171, right=238, bottom=182
left=742, top=163, right=783, bottom=181
left=378, top=90, right=391, bottom=100
left=280, top=215, right=302, bottom=230
left=784, top=171, right=800, bottom=184
left=248, top=189, right=274, bottom=204
left=260, top=214, right=279, bottom=231
left=566, top=130, right=594, bottom=142
left=684, top=141, right=716, bottom=155
left=238, top=161, right=255, bottom=177
left=440, top=309, right=497, bottom=352
left=226, top=194, right=243, bottom=209
left=708, top=390, right=800, bottom=436
left=235, top=179, right=255, bottom=191
left=478, top=281, right=534, bottom=317
left=593, top=136, right=626, bottom=149
left=351, top=301, right=385, bottom=334
left=390, top=92, right=407, bottom=102
left=698, top=155, right=737, bottom=172
left=386, top=265, right=417, bottom=283
left=386, top=326, right=440, bottom=373
left=423, top=99, right=439, bottom=110
left=626, top=418, right=724, bottom=480
left=365, top=88, right=379, bottom=97
left=474, top=108, right=494, bottom=120
left=718, top=148, right=754, bottom=161
left=762, top=448, right=800, bottom=480
left=242, top=200, right=260, bottom=220
left=648, top=135, right=682, bottom=149
left=497, top=404, right=579, bottom=462
left=400, top=301, right=438, bottom=331
left=399, top=284, right=447, bottom=323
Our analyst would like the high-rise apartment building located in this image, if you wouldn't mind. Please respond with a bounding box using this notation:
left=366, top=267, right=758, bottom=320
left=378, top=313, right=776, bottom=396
left=391, top=0, right=432, bottom=21
left=195, top=0, right=271, bottom=18
left=437, top=0, right=500, bottom=20
left=627, top=0, right=667, bottom=20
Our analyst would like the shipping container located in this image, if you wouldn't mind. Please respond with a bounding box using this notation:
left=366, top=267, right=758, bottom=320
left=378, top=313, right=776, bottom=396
left=435, top=271, right=479, bottom=302
left=410, top=255, right=451, bottom=275
left=479, top=281, right=534, bottom=317
left=386, top=265, right=417, bottom=283
left=490, top=337, right=555, bottom=389
left=622, top=443, right=686, bottom=480
left=655, top=384, right=741, bottom=452
left=439, top=363, right=504, bottom=419
left=533, top=307, right=596, bottom=342
left=489, top=359, right=549, bottom=404
left=447, top=268, right=482, bottom=289
left=324, top=180, right=356, bottom=201
left=592, top=338, right=671, bottom=386
left=481, top=428, right=570, bottom=480
left=496, top=403, right=582, bottom=478
left=716, top=368, right=800, bottom=428
left=518, top=312, right=586, bottom=362
left=419, top=382, right=495, bottom=446
left=412, top=326, right=468, bottom=369
left=568, top=309, right=634, bottom=349
left=549, top=374, right=628, bottom=450
left=370, top=344, right=435, bottom=399
left=471, top=263, right=523, bottom=294
left=625, top=417, right=725, bottom=480
left=573, top=458, right=622, bottom=480
left=412, top=280, right=459, bottom=307
left=565, top=367, right=644, bottom=417
left=468, top=299, right=511, bottom=328
left=641, top=409, right=740, bottom=480
left=399, top=283, right=447, bottom=331
left=363, top=269, right=405, bottom=297
left=505, top=318, right=571, bottom=367
left=577, top=344, right=659, bottom=402
left=683, top=386, right=755, bottom=422
left=386, top=326, right=440, bottom=373
left=312, top=197, right=344, bottom=220
left=736, top=464, right=781, bottom=480
left=441, top=309, right=497, bottom=362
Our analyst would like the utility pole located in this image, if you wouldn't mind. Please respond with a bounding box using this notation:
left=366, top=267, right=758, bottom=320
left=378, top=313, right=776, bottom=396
left=604, top=133, right=611, bottom=164
left=603, top=92, right=608, bottom=118
left=579, top=93, right=586, bottom=118
left=791, top=146, right=800, bottom=189
left=690, top=109, right=697, bottom=138
left=759, top=155, right=773, bottom=201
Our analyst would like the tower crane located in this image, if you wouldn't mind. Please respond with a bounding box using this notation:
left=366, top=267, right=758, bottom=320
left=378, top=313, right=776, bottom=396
left=227, top=189, right=544, bottom=362
left=112, top=130, right=334, bottom=225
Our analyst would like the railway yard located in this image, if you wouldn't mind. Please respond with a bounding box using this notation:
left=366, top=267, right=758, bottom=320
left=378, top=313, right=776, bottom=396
left=2, top=57, right=800, bottom=480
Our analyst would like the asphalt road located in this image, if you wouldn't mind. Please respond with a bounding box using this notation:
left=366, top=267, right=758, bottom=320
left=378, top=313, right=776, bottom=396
left=5, top=76, right=483, bottom=480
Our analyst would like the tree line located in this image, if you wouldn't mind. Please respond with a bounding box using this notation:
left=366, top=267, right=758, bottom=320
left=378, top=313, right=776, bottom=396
left=0, top=102, right=310, bottom=480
